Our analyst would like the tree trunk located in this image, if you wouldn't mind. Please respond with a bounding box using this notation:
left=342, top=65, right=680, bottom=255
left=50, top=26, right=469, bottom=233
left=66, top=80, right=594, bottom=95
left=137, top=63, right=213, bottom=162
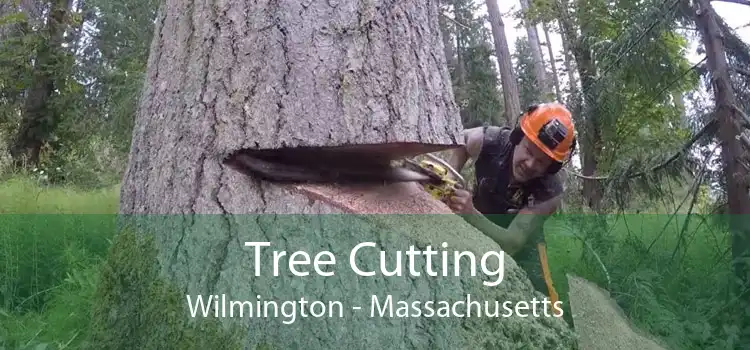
left=555, top=2, right=601, bottom=211
left=453, top=0, right=467, bottom=86
left=542, top=23, right=563, bottom=102
left=673, top=92, right=688, bottom=127
left=574, top=47, right=602, bottom=212
left=519, top=0, right=548, bottom=99
left=9, top=0, right=70, bottom=167
left=96, top=1, right=577, bottom=349
left=438, top=1, right=456, bottom=73
left=694, top=0, right=750, bottom=334
left=485, top=0, right=521, bottom=124
left=118, top=0, right=471, bottom=215
left=559, top=24, right=578, bottom=105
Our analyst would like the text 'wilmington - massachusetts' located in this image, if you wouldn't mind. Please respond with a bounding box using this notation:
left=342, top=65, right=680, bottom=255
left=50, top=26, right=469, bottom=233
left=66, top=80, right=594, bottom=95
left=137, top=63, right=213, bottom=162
left=185, top=294, right=564, bottom=325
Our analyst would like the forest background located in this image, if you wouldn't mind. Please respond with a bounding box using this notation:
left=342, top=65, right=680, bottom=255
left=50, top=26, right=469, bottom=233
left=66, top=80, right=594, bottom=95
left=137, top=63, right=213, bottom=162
left=1, top=0, right=750, bottom=348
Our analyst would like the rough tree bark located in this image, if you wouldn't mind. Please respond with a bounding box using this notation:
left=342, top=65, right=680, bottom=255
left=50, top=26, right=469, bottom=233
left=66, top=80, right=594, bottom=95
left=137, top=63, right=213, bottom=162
left=96, top=1, right=577, bottom=349
left=485, top=0, right=521, bottom=125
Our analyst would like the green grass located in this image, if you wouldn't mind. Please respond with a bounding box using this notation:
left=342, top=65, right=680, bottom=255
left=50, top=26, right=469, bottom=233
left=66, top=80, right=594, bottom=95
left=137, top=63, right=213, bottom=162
left=0, top=175, right=741, bottom=349
left=0, top=177, right=119, bottom=214
left=544, top=213, right=738, bottom=350
left=0, top=176, right=119, bottom=349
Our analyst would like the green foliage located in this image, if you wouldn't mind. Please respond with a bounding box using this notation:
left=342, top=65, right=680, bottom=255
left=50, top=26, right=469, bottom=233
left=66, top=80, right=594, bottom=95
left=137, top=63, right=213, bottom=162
left=0, top=244, right=102, bottom=349
left=0, top=0, right=158, bottom=174
left=545, top=210, right=742, bottom=350
left=84, top=0, right=160, bottom=152
left=0, top=177, right=117, bottom=311
left=0, top=177, right=742, bottom=350
left=87, top=229, right=244, bottom=350
left=444, top=0, right=504, bottom=127
left=0, top=16, right=38, bottom=132
left=513, top=37, right=544, bottom=108
left=520, top=0, right=700, bottom=201
left=0, top=0, right=158, bottom=188
left=0, top=178, right=244, bottom=349
left=539, top=0, right=703, bottom=213
left=0, top=0, right=746, bottom=347
left=455, top=44, right=504, bottom=127
left=0, top=178, right=118, bottom=349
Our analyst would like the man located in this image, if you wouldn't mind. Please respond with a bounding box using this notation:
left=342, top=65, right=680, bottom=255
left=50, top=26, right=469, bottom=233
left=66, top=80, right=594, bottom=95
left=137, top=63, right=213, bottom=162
left=445, top=102, right=577, bottom=306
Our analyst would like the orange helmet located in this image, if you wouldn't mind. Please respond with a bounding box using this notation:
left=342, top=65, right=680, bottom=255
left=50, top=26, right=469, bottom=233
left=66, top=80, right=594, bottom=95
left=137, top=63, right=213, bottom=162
left=519, top=103, right=576, bottom=163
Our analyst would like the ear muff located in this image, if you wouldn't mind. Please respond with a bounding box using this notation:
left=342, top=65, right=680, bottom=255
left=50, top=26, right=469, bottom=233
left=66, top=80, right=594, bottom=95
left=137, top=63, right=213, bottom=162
left=546, top=135, right=576, bottom=174
left=509, top=126, right=524, bottom=145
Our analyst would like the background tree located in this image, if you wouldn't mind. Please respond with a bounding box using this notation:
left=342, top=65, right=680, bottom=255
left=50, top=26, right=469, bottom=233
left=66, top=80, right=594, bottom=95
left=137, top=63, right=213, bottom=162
left=517, top=0, right=551, bottom=100
left=513, top=37, right=544, bottom=108
left=443, top=0, right=505, bottom=127
left=485, top=0, right=521, bottom=124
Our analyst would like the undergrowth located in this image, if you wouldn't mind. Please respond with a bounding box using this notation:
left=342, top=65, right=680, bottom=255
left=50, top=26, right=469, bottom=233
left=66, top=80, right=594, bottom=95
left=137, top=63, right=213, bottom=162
left=0, top=176, right=118, bottom=349
left=0, top=175, right=741, bottom=349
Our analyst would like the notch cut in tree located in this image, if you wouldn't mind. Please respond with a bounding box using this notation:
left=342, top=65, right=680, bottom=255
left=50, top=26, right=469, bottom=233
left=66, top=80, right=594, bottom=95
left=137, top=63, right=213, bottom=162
left=120, top=0, right=469, bottom=214
left=107, top=1, right=578, bottom=348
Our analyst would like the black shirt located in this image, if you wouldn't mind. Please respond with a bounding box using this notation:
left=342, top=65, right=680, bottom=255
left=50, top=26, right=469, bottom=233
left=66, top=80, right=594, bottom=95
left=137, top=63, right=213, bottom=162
left=470, top=126, right=563, bottom=280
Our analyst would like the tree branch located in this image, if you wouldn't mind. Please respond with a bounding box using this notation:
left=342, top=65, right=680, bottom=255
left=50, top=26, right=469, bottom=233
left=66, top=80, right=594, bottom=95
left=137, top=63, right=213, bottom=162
left=712, top=0, right=750, bottom=6
left=570, top=118, right=719, bottom=180
left=732, top=66, right=750, bottom=79
left=440, top=12, right=471, bottom=30
left=734, top=104, right=750, bottom=128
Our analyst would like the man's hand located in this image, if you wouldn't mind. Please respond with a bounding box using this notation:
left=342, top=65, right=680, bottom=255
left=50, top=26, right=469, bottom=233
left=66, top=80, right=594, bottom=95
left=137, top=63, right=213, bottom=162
left=446, top=188, right=476, bottom=215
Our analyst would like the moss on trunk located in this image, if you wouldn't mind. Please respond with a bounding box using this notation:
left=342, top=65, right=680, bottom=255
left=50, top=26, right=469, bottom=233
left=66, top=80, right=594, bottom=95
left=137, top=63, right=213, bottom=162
left=86, top=229, right=248, bottom=350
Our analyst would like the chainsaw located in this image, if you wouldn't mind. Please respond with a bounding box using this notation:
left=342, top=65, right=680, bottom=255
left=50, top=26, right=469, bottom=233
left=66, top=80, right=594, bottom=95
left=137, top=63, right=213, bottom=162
left=399, top=153, right=466, bottom=202
left=222, top=147, right=467, bottom=203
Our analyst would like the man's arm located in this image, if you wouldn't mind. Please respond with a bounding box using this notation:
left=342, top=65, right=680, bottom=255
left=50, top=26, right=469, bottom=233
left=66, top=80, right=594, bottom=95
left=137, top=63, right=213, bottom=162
left=446, top=126, right=538, bottom=255
left=459, top=207, right=529, bottom=255
left=461, top=178, right=564, bottom=255
left=447, top=127, right=484, bottom=173
left=504, top=180, right=565, bottom=250
left=446, top=127, right=565, bottom=255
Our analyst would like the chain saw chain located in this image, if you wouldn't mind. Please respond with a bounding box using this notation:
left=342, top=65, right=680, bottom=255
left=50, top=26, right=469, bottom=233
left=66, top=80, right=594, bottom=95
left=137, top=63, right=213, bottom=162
left=222, top=148, right=467, bottom=203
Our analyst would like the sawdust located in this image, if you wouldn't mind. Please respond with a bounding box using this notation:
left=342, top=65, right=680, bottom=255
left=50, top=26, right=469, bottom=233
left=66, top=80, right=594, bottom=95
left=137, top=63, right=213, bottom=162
left=567, top=274, right=669, bottom=350
left=293, top=183, right=671, bottom=350
left=292, top=182, right=455, bottom=214
left=281, top=181, right=578, bottom=349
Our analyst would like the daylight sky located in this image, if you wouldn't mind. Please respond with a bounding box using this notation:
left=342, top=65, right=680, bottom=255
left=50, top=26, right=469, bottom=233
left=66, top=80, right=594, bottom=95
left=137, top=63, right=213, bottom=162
left=487, top=1, right=750, bottom=66
left=477, top=1, right=750, bottom=170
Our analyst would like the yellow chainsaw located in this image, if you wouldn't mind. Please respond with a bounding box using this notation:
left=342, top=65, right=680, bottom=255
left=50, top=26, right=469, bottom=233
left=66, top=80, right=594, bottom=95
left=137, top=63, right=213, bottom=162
left=222, top=146, right=466, bottom=202
left=399, top=153, right=466, bottom=202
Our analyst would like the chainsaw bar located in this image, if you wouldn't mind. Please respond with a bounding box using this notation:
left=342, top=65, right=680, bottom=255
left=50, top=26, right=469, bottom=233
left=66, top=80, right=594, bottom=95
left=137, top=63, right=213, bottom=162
left=223, top=149, right=433, bottom=185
